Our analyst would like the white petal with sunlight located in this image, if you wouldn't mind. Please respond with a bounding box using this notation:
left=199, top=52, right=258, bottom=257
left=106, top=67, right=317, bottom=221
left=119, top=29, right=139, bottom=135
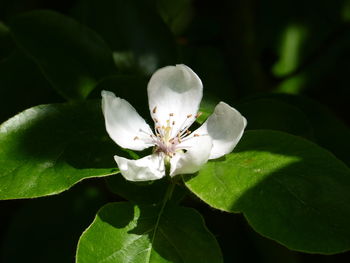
left=114, top=154, right=165, bottom=181
left=102, top=90, right=154, bottom=151
left=147, top=64, right=203, bottom=138
left=195, top=102, right=247, bottom=159
left=170, top=135, right=213, bottom=176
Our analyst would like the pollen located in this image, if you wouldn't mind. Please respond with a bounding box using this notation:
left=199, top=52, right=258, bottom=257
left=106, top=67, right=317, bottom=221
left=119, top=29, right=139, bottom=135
left=195, top=112, right=202, bottom=118
left=150, top=110, right=203, bottom=158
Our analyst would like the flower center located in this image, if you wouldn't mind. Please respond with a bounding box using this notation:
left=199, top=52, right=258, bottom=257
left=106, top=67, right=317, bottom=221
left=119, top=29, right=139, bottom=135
left=135, top=106, right=203, bottom=158
left=155, top=108, right=203, bottom=156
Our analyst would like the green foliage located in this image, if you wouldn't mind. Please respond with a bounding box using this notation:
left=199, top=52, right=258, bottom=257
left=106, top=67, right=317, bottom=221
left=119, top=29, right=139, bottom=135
left=0, top=101, right=118, bottom=199
left=72, top=0, right=177, bottom=75
left=244, top=94, right=350, bottom=166
left=76, top=202, right=223, bottom=263
left=9, top=10, right=117, bottom=100
left=0, top=0, right=350, bottom=262
left=185, top=130, right=350, bottom=254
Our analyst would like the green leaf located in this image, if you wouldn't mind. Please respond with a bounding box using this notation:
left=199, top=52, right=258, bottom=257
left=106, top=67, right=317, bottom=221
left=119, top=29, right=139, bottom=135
left=198, top=96, right=218, bottom=124
left=9, top=10, right=117, bottom=100
left=184, top=130, right=350, bottom=254
left=0, top=100, right=118, bottom=200
left=278, top=94, right=350, bottom=166
left=76, top=202, right=223, bottom=263
left=246, top=94, right=350, bottom=166
left=72, top=0, right=177, bottom=75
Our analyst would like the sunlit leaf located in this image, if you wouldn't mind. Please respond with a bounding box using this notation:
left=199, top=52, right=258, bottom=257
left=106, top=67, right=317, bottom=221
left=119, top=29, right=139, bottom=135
left=76, top=202, right=223, bottom=263
left=0, top=100, right=118, bottom=200
left=248, top=94, right=350, bottom=166
left=185, top=130, right=350, bottom=254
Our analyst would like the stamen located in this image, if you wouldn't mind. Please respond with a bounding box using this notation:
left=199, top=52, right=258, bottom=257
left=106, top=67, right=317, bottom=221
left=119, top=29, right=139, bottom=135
left=151, top=110, right=204, bottom=157
left=173, top=113, right=194, bottom=138
left=136, top=129, right=158, bottom=145
left=139, top=128, right=151, bottom=136
left=195, top=112, right=202, bottom=118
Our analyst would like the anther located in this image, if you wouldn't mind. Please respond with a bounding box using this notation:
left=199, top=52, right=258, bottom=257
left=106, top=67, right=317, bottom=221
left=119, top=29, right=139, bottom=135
left=195, top=112, right=202, bottom=118
left=194, top=134, right=200, bottom=137
left=187, top=114, right=192, bottom=118
left=169, top=113, right=174, bottom=116
left=186, top=130, right=191, bottom=135
left=153, top=118, right=158, bottom=123
left=133, top=136, right=139, bottom=140
left=172, top=121, right=175, bottom=125
left=152, top=106, right=157, bottom=114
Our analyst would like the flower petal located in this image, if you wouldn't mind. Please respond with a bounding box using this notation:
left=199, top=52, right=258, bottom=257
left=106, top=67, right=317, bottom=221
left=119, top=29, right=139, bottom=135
left=114, top=154, right=165, bottom=181
left=170, top=135, right=213, bottom=176
left=195, top=102, right=247, bottom=159
left=102, top=90, right=154, bottom=151
left=147, top=64, right=203, bottom=137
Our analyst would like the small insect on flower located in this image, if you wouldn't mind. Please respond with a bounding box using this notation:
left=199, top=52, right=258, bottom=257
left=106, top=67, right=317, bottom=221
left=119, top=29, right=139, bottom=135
left=102, top=64, right=247, bottom=181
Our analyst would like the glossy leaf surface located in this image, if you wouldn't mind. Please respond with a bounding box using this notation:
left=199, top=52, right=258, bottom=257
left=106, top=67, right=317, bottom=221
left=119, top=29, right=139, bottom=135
left=185, top=130, right=350, bottom=254
left=0, top=101, right=118, bottom=199
left=76, top=202, right=223, bottom=263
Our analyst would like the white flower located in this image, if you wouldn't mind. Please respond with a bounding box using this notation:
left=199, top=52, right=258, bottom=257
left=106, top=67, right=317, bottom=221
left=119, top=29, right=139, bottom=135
left=102, top=64, right=247, bottom=181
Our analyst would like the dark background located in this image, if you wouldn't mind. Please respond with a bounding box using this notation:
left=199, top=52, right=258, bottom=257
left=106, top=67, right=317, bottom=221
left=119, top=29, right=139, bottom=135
left=0, top=0, right=349, bottom=262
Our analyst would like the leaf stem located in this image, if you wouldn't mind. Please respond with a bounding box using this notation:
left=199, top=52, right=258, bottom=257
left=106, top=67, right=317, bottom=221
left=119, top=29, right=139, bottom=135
left=146, top=179, right=176, bottom=261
